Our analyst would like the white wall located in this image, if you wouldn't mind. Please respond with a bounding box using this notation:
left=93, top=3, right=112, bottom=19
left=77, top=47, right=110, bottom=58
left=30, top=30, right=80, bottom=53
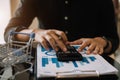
left=0, top=0, right=11, bottom=44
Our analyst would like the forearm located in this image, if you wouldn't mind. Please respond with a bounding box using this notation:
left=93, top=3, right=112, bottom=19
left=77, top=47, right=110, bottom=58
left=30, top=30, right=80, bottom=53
left=15, top=29, right=34, bottom=42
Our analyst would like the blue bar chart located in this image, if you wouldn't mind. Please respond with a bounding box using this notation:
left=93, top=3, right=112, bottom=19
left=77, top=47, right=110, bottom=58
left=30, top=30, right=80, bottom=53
left=42, top=56, right=96, bottom=68
left=37, top=45, right=118, bottom=77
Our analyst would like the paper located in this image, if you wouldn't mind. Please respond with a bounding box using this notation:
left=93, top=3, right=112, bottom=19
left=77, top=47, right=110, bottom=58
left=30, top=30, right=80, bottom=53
left=37, top=44, right=118, bottom=78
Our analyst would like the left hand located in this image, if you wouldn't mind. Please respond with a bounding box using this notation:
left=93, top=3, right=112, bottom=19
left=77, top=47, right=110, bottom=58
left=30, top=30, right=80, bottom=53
left=67, top=37, right=107, bottom=54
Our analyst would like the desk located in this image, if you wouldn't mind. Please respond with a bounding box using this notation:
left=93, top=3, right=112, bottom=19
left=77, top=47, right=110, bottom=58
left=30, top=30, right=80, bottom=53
left=13, top=55, right=120, bottom=80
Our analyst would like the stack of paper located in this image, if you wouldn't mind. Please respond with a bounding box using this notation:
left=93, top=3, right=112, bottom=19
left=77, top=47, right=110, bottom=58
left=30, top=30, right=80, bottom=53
left=37, top=44, right=118, bottom=78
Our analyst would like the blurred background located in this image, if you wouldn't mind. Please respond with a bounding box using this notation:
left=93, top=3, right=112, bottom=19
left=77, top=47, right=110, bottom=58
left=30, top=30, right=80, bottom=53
left=0, top=0, right=38, bottom=44
left=0, top=0, right=120, bottom=63
left=0, top=0, right=10, bottom=44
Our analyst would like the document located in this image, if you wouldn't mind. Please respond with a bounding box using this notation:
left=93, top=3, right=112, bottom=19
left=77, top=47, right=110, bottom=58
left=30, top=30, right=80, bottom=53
left=36, top=44, right=118, bottom=78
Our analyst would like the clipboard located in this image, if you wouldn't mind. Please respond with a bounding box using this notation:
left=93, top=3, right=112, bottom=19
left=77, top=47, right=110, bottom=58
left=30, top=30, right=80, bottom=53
left=36, top=44, right=118, bottom=79
left=37, top=69, right=99, bottom=78
left=56, top=69, right=99, bottom=78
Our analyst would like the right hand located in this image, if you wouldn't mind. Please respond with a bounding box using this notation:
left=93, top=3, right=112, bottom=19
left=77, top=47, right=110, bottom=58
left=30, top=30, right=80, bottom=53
left=34, top=29, right=68, bottom=51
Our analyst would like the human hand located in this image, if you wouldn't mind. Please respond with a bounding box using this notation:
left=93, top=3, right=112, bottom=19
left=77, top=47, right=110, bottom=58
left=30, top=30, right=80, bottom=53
left=34, top=29, right=68, bottom=51
left=67, top=37, right=107, bottom=54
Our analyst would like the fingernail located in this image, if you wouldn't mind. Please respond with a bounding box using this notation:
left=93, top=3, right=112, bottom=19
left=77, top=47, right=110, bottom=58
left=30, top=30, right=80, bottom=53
left=78, top=49, right=82, bottom=52
left=55, top=47, right=58, bottom=51
left=86, top=51, right=90, bottom=54
left=63, top=48, right=67, bottom=52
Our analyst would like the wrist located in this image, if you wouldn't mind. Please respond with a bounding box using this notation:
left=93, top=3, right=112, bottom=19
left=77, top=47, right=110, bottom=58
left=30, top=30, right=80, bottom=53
left=101, top=36, right=109, bottom=49
left=94, top=36, right=109, bottom=49
left=15, top=27, right=34, bottom=41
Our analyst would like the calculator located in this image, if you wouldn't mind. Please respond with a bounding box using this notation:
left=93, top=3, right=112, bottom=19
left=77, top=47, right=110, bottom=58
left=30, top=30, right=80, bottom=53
left=56, top=45, right=83, bottom=61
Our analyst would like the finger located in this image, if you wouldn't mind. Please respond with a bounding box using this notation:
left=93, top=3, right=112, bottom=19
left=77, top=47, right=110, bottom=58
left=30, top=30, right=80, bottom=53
left=47, top=37, right=58, bottom=51
left=86, top=44, right=96, bottom=54
left=57, top=40, right=67, bottom=51
left=68, top=40, right=83, bottom=45
left=45, top=34, right=59, bottom=51
left=53, top=30, right=68, bottom=42
left=50, top=32, right=67, bottom=51
left=78, top=41, right=89, bottom=52
left=93, top=47, right=100, bottom=54
left=38, top=37, right=49, bottom=50
left=99, top=48, right=104, bottom=54
left=60, top=33, right=68, bottom=42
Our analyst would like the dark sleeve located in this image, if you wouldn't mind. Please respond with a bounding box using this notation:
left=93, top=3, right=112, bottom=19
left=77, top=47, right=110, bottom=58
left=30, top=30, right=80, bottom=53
left=98, top=0, right=119, bottom=54
left=4, top=0, right=36, bottom=42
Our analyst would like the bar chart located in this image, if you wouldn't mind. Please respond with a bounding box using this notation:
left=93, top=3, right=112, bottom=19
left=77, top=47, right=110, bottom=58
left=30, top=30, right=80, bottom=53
left=37, top=44, right=118, bottom=77
left=42, top=56, right=96, bottom=68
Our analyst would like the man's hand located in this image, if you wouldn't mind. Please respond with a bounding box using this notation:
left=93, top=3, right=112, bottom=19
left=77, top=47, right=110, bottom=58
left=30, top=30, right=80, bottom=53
left=67, top=37, right=110, bottom=54
left=34, top=29, right=68, bottom=52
